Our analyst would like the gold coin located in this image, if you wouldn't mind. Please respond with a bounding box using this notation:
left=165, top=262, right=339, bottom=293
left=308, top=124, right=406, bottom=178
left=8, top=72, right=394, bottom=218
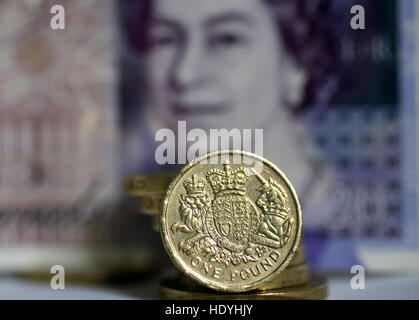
left=288, top=243, right=306, bottom=267
left=161, top=150, right=303, bottom=292
left=159, top=274, right=327, bottom=300
left=137, top=194, right=164, bottom=215
left=124, top=176, right=174, bottom=196
left=257, top=263, right=309, bottom=290
left=139, top=194, right=165, bottom=215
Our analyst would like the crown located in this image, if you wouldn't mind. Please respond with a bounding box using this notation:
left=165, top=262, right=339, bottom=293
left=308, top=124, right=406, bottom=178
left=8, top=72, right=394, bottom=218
left=206, top=161, right=249, bottom=197
left=183, top=174, right=206, bottom=195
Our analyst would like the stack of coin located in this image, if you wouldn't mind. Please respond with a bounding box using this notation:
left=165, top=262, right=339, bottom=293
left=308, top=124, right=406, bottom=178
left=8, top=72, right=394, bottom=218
left=160, top=274, right=327, bottom=300
left=124, top=175, right=173, bottom=216
left=125, top=150, right=327, bottom=299
left=157, top=243, right=327, bottom=299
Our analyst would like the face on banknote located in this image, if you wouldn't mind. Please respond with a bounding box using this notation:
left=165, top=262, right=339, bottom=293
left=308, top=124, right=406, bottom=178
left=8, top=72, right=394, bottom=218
left=120, top=0, right=419, bottom=272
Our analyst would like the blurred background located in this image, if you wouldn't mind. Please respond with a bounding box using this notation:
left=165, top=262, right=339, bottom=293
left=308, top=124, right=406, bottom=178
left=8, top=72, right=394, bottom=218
left=0, top=0, right=418, bottom=299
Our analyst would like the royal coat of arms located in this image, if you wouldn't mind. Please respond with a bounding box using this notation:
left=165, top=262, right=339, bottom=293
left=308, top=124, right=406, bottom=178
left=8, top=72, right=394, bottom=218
left=171, top=161, right=294, bottom=266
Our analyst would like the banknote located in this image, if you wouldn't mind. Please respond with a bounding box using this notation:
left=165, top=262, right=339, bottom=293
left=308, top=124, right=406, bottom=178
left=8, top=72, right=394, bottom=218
left=0, top=0, right=151, bottom=275
left=301, top=0, right=419, bottom=272
left=119, top=0, right=419, bottom=272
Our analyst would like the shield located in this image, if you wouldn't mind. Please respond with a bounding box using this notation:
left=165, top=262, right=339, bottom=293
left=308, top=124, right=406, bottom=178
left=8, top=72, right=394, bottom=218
left=216, top=219, right=232, bottom=238
left=211, top=195, right=257, bottom=246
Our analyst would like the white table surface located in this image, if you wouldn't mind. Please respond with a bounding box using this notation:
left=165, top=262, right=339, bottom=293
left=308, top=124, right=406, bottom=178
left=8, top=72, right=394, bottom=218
left=1, top=273, right=419, bottom=300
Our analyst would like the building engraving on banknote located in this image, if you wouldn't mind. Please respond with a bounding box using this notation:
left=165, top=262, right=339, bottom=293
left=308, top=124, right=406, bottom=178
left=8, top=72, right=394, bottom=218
left=170, top=160, right=294, bottom=280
